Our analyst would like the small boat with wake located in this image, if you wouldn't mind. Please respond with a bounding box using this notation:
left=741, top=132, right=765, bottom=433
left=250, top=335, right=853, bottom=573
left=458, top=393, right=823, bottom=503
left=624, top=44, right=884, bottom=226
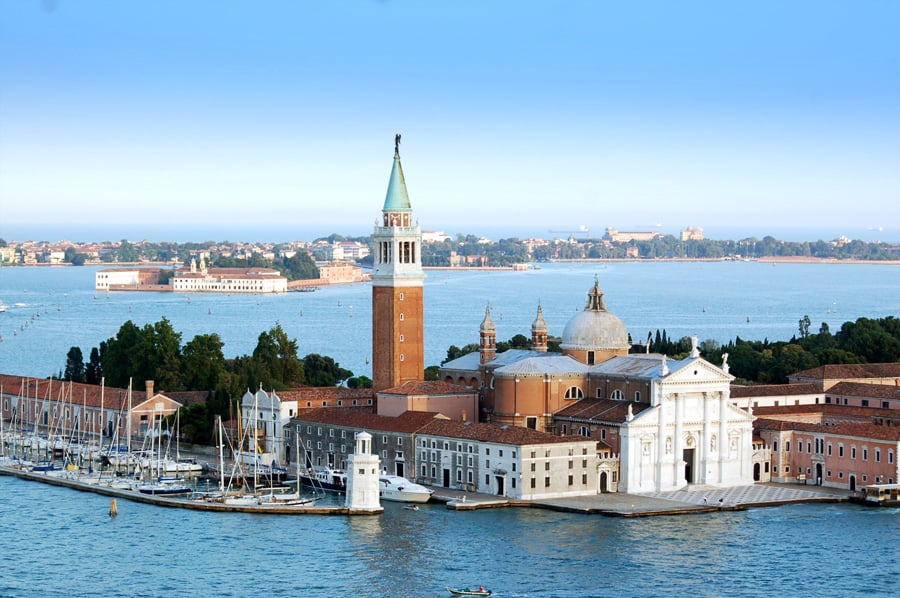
left=447, top=586, right=491, bottom=596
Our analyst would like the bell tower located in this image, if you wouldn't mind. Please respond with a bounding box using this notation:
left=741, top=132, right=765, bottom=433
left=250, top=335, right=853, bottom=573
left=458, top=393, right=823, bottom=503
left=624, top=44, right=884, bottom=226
left=371, top=135, right=425, bottom=391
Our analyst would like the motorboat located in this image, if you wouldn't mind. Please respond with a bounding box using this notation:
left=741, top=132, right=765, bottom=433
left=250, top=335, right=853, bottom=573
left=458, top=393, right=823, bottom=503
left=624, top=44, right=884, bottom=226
left=298, top=465, right=347, bottom=492
left=138, top=476, right=192, bottom=496
left=447, top=587, right=491, bottom=596
left=378, top=474, right=433, bottom=503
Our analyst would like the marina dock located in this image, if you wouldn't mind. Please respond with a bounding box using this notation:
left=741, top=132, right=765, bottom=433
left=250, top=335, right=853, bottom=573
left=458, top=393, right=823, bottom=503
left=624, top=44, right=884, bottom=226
left=0, top=465, right=382, bottom=515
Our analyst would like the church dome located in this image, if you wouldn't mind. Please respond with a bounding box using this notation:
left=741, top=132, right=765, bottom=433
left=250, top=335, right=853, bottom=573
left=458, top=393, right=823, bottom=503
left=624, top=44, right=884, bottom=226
left=560, top=279, right=630, bottom=352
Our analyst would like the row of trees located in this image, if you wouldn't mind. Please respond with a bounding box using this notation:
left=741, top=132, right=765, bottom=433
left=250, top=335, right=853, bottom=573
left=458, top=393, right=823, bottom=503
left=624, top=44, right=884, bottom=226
left=60, top=319, right=368, bottom=443
left=440, top=316, right=900, bottom=386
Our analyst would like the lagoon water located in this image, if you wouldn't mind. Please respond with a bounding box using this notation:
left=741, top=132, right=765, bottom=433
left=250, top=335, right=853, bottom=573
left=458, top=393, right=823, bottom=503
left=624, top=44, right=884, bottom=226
left=0, top=261, right=897, bottom=380
left=0, top=474, right=898, bottom=597
left=1, top=261, right=899, bottom=597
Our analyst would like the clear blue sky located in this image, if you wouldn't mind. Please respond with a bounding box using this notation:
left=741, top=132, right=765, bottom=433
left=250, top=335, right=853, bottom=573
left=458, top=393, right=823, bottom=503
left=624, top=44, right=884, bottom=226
left=1, top=0, right=898, bottom=241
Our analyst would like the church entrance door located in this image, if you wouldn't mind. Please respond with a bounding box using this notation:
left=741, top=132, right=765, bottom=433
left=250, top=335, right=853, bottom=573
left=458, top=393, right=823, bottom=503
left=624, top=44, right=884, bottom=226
left=683, top=448, right=695, bottom=483
left=495, top=475, right=505, bottom=496
left=599, top=471, right=608, bottom=493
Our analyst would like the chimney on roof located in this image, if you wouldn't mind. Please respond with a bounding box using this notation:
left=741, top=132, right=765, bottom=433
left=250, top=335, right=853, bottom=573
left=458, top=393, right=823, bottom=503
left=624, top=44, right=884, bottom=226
left=146, top=380, right=154, bottom=397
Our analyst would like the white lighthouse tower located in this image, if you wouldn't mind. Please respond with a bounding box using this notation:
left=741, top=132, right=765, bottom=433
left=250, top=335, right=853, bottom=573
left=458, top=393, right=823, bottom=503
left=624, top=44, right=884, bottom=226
left=344, top=431, right=382, bottom=512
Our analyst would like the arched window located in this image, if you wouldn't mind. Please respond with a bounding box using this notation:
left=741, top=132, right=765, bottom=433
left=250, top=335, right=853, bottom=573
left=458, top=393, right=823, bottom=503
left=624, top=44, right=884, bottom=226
left=610, top=389, right=624, bottom=400
left=564, top=386, right=584, bottom=399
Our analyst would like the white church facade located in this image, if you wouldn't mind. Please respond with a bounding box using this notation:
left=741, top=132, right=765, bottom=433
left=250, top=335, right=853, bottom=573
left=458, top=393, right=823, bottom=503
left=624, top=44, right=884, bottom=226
left=442, top=278, right=757, bottom=493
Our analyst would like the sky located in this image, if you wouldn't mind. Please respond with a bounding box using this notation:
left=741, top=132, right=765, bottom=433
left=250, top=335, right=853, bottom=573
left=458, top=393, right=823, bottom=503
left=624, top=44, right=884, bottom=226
left=1, top=0, right=899, bottom=243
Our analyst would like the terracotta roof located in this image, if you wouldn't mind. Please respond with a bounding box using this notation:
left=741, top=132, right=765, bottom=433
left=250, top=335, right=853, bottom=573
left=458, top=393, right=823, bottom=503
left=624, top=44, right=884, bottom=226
left=378, top=380, right=472, bottom=396
left=827, top=381, right=900, bottom=399
left=277, top=387, right=375, bottom=402
left=0, top=374, right=210, bottom=411
left=554, top=398, right=652, bottom=424
left=291, top=407, right=447, bottom=433
left=0, top=375, right=147, bottom=410
left=730, top=383, right=821, bottom=398
left=754, top=417, right=900, bottom=441
left=790, top=363, right=900, bottom=380
left=418, top=419, right=585, bottom=445
left=753, top=403, right=896, bottom=419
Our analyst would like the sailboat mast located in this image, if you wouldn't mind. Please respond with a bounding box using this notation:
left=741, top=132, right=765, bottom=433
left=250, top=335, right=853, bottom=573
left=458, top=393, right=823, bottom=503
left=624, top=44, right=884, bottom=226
left=218, top=416, right=225, bottom=493
left=126, top=378, right=132, bottom=472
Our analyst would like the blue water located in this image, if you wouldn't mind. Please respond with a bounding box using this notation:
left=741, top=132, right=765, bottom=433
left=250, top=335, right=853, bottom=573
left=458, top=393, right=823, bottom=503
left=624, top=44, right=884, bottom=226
left=0, top=261, right=898, bottom=379
left=0, top=474, right=897, bottom=597
left=1, top=263, right=899, bottom=596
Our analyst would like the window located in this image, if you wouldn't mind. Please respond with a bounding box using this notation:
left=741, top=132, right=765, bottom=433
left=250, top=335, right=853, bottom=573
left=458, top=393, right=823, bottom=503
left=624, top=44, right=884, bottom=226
left=564, top=386, right=584, bottom=399
left=329, top=429, right=334, bottom=437
left=398, top=437, right=403, bottom=446
left=456, top=470, right=462, bottom=482
left=610, top=389, right=624, bottom=400
left=568, top=475, right=574, bottom=486
left=545, top=462, right=550, bottom=471
left=531, top=478, right=536, bottom=489
left=467, top=471, right=473, bottom=483
left=545, top=477, right=551, bottom=488
left=634, top=391, right=641, bottom=402
left=383, top=435, right=388, bottom=444
left=499, top=450, right=504, bottom=457
left=785, top=441, right=790, bottom=452
left=851, top=446, right=856, bottom=459
left=341, top=430, right=346, bottom=439
left=582, top=474, right=588, bottom=484
left=838, top=444, right=844, bottom=457
left=875, top=448, right=881, bottom=463
left=485, top=460, right=490, bottom=468
left=486, top=475, right=490, bottom=485
left=863, top=448, right=868, bottom=461
left=530, top=463, right=536, bottom=472
left=827, top=443, right=832, bottom=456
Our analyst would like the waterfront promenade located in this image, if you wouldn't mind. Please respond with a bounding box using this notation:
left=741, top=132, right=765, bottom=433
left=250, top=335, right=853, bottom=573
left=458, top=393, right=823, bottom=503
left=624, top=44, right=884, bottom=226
left=435, top=482, right=849, bottom=517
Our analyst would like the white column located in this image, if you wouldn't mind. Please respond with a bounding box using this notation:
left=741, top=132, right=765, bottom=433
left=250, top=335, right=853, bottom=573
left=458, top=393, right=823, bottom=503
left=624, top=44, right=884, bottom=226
left=673, top=393, right=683, bottom=488
left=702, top=391, right=712, bottom=484
left=718, top=392, right=728, bottom=482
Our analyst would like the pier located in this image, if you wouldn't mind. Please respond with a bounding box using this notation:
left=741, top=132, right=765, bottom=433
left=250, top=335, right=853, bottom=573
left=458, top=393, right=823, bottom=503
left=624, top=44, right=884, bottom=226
left=0, top=465, right=382, bottom=515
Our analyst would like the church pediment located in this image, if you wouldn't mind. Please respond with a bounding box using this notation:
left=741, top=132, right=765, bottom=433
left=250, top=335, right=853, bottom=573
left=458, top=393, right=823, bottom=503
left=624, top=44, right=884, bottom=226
left=663, top=357, right=734, bottom=385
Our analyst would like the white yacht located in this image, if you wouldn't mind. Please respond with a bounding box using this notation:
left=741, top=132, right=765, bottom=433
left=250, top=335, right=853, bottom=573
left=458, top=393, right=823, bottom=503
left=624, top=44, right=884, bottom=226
left=378, top=474, right=433, bottom=503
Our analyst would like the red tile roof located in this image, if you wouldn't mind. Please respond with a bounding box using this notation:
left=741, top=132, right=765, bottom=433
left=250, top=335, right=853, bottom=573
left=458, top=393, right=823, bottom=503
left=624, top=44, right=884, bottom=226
left=827, top=381, right=900, bottom=400
left=754, top=417, right=900, bottom=441
left=278, top=387, right=375, bottom=402
left=554, top=398, right=652, bottom=424
left=378, top=380, right=472, bottom=396
left=790, top=363, right=900, bottom=380
left=0, top=374, right=208, bottom=410
left=730, top=383, right=821, bottom=398
left=291, top=407, right=447, bottom=433
left=418, top=419, right=586, bottom=445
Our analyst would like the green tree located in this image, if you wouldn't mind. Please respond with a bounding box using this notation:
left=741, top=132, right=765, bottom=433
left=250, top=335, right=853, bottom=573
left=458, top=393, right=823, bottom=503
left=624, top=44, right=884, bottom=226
left=85, top=347, right=102, bottom=385
left=250, top=323, right=305, bottom=388
left=100, top=320, right=144, bottom=388
left=424, top=365, right=441, bottom=381
left=302, top=353, right=352, bottom=387
left=117, top=240, right=139, bottom=262
left=280, top=250, right=320, bottom=280
left=182, top=333, right=227, bottom=391
left=347, top=375, right=373, bottom=389
left=64, top=346, right=85, bottom=382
